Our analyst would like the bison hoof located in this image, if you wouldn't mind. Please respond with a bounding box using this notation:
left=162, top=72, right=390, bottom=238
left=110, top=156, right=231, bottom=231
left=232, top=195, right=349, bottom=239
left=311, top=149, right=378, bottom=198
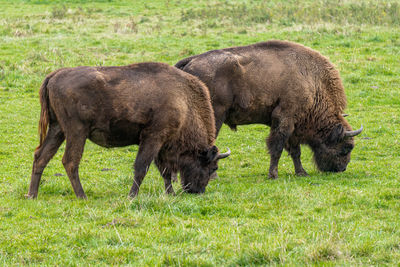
left=295, top=170, right=309, bottom=177
left=129, top=190, right=138, bottom=198
left=24, top=193, right=37, bottom=199
left=268, top=173, right=278, bottom=180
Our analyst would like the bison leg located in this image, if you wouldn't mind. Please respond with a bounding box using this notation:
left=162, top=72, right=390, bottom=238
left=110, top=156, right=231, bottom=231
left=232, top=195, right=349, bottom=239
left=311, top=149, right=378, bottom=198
left=267, top=111, right=294, bottom=179
left=285, top=141, right=309, bottom=177
left=163, top=173, right=175, bottom=195
left=267, top=133, right=287, bottom=179
left=154, top=157, right=175, bottom=195
left=129, top=139, right=163, bottom=198
left=62, top=132, right=87, bottom=199
left=213, top=105, right=227, bottom=137
left=27, top=123, right=65, bottom=199
left=171, top=172, right=178, bottom=183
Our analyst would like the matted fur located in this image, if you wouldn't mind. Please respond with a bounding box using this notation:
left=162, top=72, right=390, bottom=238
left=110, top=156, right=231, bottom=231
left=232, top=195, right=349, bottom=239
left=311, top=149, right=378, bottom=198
left=28, top=62, right=225, bottom=199
left=176, top=40, right=361, bottom=178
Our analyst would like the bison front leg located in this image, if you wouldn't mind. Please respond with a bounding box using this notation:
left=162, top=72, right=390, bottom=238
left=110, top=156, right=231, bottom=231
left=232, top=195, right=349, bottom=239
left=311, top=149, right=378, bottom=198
left=129, top=139, right=163, bottom=198
left=171, top=172, right=178, bottom=183
left=267, top=133, right=287, bottom=179
left=163, top=171, right=175, bottom=195
left=267, top=113, right=294, bottom=179
left=155, top=159, right=175, bottom=195
left=27, top=123, right=65, bottom=199
left=285, top=141, right=309, bottom=177
left=62, top=133, right=87, bottom=199
left=214, top=109, right=227, bottom=137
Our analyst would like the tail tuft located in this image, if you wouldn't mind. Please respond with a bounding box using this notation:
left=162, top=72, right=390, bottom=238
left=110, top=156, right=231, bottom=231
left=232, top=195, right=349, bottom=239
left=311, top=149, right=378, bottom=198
left=35, top=70, right=60, bottom=151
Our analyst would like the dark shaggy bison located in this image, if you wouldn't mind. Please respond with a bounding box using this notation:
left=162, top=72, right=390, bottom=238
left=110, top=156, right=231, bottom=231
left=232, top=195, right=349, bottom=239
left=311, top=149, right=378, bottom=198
left=27, top=62, right=230, bottom=199
left=175, top=40, right=362, bottom=179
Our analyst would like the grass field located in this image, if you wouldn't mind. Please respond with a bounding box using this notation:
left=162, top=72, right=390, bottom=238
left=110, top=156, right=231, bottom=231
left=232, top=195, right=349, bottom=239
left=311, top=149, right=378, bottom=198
left=1, top=0, right=400, bottom=265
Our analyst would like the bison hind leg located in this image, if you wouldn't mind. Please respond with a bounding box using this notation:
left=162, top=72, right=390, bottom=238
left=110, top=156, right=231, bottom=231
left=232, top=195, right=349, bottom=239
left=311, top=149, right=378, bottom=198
left=62, top=129, right=88, bottom=199
left=27, top=122, right=65, bottom=199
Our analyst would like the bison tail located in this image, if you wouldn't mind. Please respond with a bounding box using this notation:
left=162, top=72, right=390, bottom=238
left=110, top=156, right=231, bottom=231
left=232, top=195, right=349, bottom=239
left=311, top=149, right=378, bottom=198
left=36, top=71, right=59, bottom=151
left=174, top=56, right=196, bottom=70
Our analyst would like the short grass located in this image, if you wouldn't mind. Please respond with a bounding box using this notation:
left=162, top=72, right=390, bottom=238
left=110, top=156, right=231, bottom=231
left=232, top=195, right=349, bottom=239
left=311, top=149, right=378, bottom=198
left=1, top=0, right=400, bottom=265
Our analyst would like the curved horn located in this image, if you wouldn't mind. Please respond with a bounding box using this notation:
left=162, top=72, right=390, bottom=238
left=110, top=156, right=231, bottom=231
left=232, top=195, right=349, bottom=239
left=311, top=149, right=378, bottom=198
left=342, top=114, right=349, bottom=117
left=217, top=148, right=231, bottom=160
left=344, top=125, right=363, bottom=137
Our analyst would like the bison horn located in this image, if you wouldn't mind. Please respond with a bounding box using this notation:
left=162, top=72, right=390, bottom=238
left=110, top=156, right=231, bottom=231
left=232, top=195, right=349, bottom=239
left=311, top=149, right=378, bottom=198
left=217, top=148, right=231, bottom=160
left=344, top=125, right=363, bottom=137
left=342, top=114, right=349, bottom=117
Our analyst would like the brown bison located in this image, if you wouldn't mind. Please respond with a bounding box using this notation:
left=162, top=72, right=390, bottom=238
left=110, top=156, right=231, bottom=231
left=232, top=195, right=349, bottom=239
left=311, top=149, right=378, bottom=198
left=27, top=62, right=230, bottom=199
left=175, top=40, right=362, bottom=179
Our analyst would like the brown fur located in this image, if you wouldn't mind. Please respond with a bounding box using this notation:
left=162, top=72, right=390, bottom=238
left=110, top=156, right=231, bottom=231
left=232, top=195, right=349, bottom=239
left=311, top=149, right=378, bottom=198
left=27, top=63, right=228, bottom=199
left=176, top=40, right=361, bottom=178
left=36, top=69, right=64, bottom=150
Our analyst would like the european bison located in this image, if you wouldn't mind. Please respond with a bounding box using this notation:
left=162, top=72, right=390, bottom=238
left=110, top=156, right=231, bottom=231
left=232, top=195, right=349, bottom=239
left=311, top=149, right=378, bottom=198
left=176, top=40, right=362, bottom=179
left=27, top=62, right=230, bottom=199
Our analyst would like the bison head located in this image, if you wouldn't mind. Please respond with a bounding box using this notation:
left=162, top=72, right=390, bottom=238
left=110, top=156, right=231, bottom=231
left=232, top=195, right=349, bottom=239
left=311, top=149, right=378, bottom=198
left=180, top=146, right=230, bottom=194
left=311, top=123, right=363, bottom=172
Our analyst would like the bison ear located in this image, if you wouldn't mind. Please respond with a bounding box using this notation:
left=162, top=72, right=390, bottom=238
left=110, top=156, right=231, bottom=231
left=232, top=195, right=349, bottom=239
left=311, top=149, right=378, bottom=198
left=199, top=146, right=219, bottom=164
left=328, top=124, right=345, bottom=143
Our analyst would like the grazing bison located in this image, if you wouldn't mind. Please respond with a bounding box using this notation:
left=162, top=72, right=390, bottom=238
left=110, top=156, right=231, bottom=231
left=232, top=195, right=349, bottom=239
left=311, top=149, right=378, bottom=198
left=27, top=62, right=230, bottom=199
left=175, top=40, right=362, bottom=179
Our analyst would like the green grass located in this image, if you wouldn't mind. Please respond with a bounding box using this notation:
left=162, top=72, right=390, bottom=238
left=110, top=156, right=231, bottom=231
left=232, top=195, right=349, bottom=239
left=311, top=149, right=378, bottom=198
left=1, top=0, right=400, bottom=265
